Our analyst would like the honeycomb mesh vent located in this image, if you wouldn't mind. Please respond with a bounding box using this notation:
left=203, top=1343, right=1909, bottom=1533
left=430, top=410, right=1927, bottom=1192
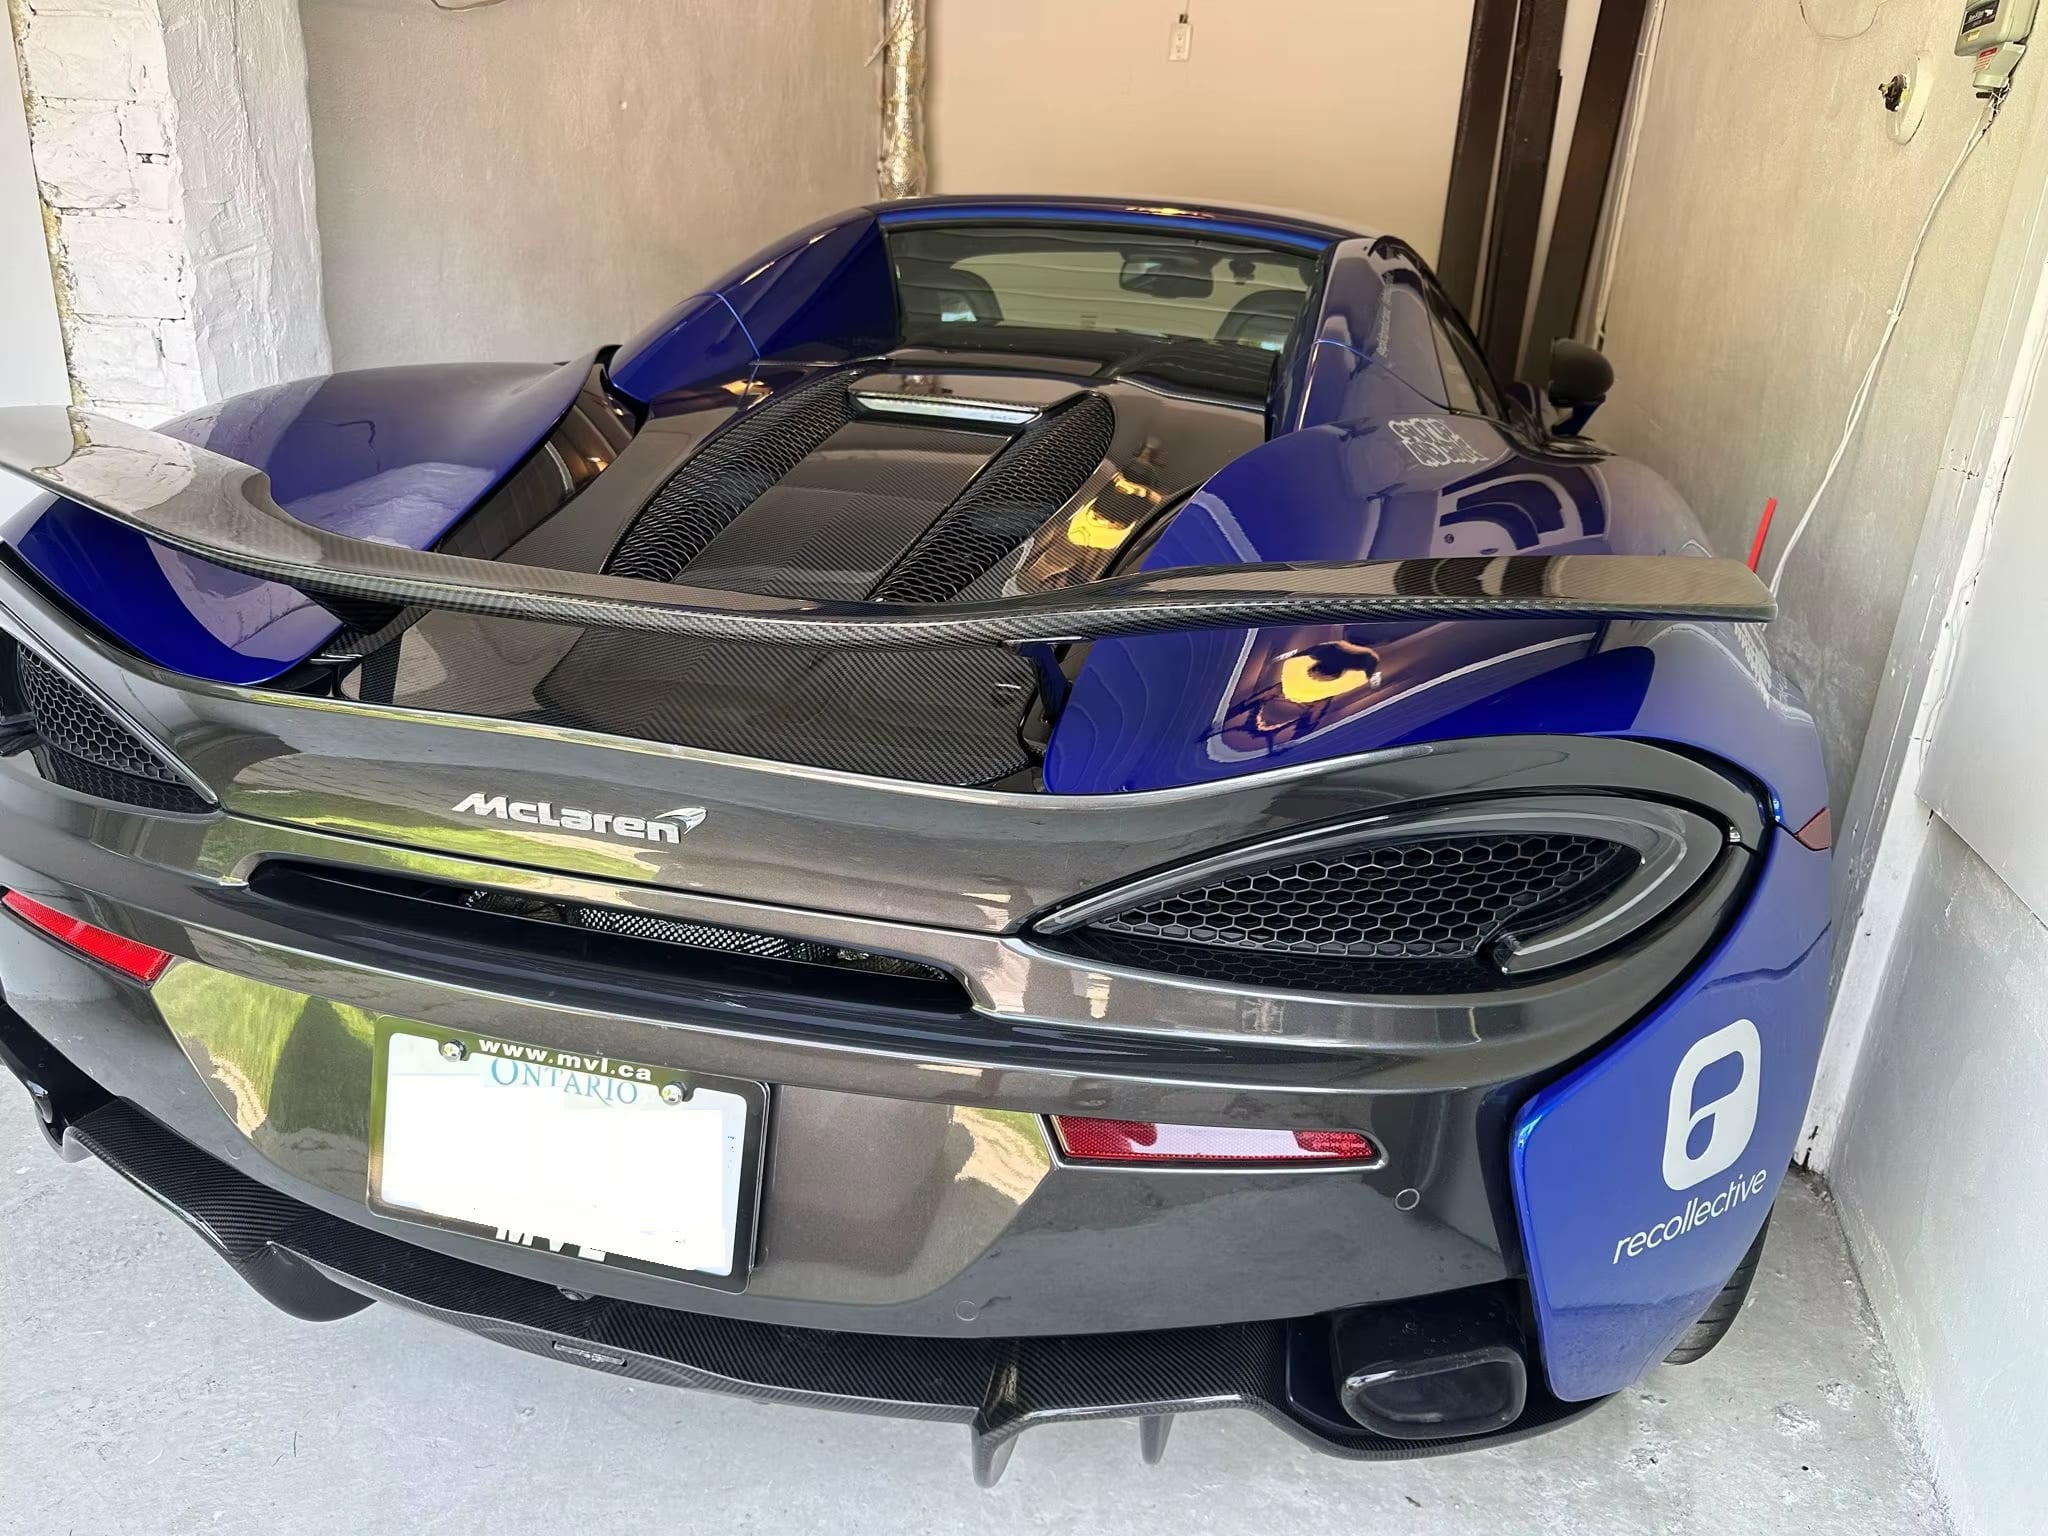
left=605, top=372, right=856, bottom=583
left=464, top=890, right=951, bottom=985
left=869, top=396, right=1115, bottom=603
left=15, top=647, right=208, bottom=811
left=1086, top=833, right=1636, bottom=965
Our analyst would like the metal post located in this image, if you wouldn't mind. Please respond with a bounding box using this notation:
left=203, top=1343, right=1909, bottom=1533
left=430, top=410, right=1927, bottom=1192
left=878, top=0, right=928, bottom=200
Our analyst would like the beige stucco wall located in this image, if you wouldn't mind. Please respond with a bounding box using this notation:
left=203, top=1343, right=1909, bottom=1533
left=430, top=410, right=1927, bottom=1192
left=925, top=0, right=1474, bottom=259
left=299, top=0, right=880, bottom=370
left=1594, top=0, right=2045, bottom=808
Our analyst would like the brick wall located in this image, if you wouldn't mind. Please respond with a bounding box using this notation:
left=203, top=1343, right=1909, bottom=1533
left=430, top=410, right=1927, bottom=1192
left=8, top=0, right=327, bottom=423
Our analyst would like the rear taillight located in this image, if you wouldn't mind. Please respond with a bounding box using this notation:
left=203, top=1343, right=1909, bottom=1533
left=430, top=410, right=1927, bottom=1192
left=1051, top=1116, right=1379, bottom=1166
left=2, top=890, right=171, bottom=983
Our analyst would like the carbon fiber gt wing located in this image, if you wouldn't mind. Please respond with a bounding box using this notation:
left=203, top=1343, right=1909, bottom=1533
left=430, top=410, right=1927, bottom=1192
left=0, top=406, right=1774, bottom=646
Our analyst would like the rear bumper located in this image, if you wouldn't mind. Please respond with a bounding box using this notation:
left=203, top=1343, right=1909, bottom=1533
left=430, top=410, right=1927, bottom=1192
left=35, top=1085, right=1603, bottom=1481
left=0, top=817, right=1828, bottom=1476
left=0, top=897, right=1527, bottom=1338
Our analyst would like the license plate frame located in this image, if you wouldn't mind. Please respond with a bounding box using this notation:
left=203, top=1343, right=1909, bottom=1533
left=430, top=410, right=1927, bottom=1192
left=367, top=1023, right=767, bottom=1292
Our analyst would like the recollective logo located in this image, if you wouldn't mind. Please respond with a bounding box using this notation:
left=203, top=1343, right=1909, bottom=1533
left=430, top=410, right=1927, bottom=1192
left=452, top=792, right=706, bottom=844
left=1611, top=1018, right=1769, bottom=1265
left=1663, top=1019, right=1761, bottom=1190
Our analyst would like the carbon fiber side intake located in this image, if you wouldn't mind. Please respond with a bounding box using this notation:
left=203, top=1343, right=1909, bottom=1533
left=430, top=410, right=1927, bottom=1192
left=10, top=643, right=211, bottom=813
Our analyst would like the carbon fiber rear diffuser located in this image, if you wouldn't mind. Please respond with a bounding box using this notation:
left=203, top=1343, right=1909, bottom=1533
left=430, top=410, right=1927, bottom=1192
left=58, top=1100, right=1607, bottom=1483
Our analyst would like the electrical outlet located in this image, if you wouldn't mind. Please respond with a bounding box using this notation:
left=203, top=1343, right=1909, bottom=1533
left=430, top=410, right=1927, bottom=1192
left=1168, top=17, right=1193, bottom=61
left=1885, top=51, right=1932, bottom=143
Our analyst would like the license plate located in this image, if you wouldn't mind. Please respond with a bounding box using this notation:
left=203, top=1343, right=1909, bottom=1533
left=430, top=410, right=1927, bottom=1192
left=368, top=1026, right=765, bottom=1288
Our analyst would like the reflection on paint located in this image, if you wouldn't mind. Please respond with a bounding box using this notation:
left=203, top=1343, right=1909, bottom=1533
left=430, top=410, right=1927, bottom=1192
left=950, top=1107, right=1052, bottom=1203
left=1015, top=440, right=1169, bottom=590
left=1277, top=642, right=1382, bottom=704
left=153, top=960, right=376, bottom=1166
left=1064, top=502, right=1133, bottom=551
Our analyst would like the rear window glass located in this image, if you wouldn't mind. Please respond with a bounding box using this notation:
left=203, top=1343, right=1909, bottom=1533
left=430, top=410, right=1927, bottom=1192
left=890, top=226, right=1319, bottom=359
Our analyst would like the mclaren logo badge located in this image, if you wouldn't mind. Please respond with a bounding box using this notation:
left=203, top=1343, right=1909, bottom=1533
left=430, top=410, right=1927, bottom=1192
left=451, top=792, right=706, bottom=844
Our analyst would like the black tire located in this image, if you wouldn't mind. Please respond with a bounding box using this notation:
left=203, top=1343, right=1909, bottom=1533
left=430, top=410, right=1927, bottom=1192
left=1664, top=1208, right=1772, bottom=1364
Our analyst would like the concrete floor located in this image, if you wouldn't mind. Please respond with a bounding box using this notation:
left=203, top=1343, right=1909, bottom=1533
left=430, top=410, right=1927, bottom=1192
left=0, top=1103, right=1950, bottom=1536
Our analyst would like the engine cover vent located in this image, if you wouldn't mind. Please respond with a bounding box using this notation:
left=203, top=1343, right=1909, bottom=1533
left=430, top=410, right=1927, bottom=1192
left=870, top=395, right=1115, bottom=603
left=605, top=371, right=857, bottom=583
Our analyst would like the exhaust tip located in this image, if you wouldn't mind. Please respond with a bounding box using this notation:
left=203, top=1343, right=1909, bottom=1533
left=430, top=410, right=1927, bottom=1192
left=1331, top=1291, right=1529, bottom=1441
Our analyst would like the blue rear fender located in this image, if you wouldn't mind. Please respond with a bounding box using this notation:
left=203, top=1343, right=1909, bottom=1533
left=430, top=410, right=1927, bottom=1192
left=0, top=356, right=594, bottom=684
left=1047, top=412, right=1827, bottom=831
left=1511, top=828, right=1831, bottom=1399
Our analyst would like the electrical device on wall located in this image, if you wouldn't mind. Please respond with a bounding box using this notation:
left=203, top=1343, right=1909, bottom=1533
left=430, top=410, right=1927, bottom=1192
left=1767, top=8, right=2026, bottom=596
left=1959, top=0, right=2037, bottom=92
left=1880, top=52, right=1934, bottom=142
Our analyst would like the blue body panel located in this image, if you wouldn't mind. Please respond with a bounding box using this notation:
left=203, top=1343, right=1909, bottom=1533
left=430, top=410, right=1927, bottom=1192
left=609, top=211, right=896, bottom=406
left=1511, top=830, right=1832, bottom=1399
left=1, top=357, right=592, bottom=685
left=1041, top=228, right=1827, bottom=829
left=1043, top=421, right=1826, bottom=831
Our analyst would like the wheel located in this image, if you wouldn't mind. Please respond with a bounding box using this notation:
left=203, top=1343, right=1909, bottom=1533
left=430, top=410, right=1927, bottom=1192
left=1664, top=1208, right=1772, bottom=1364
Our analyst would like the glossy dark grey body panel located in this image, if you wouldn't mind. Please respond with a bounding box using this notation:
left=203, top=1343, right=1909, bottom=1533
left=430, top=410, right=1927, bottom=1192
left=0, top=555, right=1758, bottom=1337
left=2, top=559, right=1756, bottom=1042
left=58, top=1094, right=1607, bottom=1469
left=0, top=916, right=1510, bottom=1335
left=0, top=779, right=1743, bottom=1335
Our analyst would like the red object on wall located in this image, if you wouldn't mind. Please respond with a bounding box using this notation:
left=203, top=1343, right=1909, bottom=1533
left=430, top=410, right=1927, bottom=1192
left=1747, top=497, right=1779, bottom=573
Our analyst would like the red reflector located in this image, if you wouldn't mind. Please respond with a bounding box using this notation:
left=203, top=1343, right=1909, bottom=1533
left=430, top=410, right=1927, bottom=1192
left=2, top=891, right=171, bottom=983
left=1051, top=1116, right=1378, bottom=1165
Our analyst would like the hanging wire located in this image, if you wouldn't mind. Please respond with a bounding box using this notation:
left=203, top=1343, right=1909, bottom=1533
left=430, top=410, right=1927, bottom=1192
left=1768, top=98, right=2002, bottom=596
left=1796, top=0, right=1899, bottom=42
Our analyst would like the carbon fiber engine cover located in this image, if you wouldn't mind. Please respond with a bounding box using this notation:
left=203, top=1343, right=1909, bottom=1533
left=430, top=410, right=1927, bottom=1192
left=339, top=372, right=1183, bottom=784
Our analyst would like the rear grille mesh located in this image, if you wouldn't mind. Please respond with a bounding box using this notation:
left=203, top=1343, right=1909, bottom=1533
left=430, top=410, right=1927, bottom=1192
left=870, top=396, right=1115, bottom=603
left=1094, top=834, right=1630, bottom=960
left=1065, top=832, right=1638, bottom=992
left=14, top=647, right=209, bottom=812
left=17, top=648, right=179, bottom=783
left=605, top=372, right=856, bottom=584
left=34, top=748, right=212, bottom=814
left=461, top=890, right=953, bottom=985
left=1055, top=930, right=1511, bottom=996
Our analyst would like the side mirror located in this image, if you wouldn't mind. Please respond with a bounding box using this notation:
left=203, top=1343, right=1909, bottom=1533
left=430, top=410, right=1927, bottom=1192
left=1547, top=339, right=1613, bottom=437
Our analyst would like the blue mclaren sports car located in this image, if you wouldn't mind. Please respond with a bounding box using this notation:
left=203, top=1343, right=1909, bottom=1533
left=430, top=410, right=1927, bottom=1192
left=0, top=196, right=1828, bottom=1482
